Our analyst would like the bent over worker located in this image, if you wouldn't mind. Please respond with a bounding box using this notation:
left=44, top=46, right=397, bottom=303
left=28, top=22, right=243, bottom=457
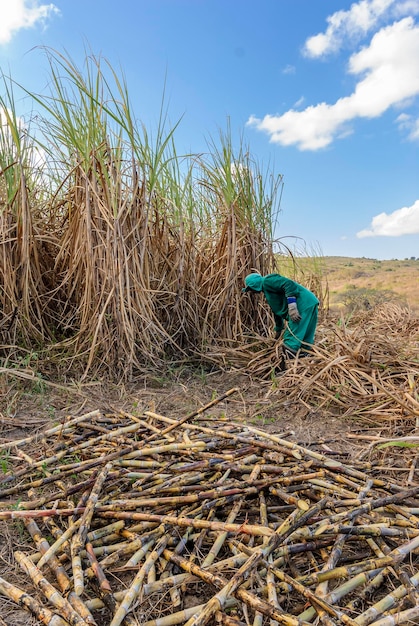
left=242, top=273, right=319, bottom=356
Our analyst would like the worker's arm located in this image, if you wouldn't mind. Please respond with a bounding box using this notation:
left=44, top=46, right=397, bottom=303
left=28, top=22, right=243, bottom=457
left=264, top=275, right=301, bottom=322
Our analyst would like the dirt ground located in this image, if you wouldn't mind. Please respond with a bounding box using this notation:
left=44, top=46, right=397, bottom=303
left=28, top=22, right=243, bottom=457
left=0, top=369, right=367, bottom=455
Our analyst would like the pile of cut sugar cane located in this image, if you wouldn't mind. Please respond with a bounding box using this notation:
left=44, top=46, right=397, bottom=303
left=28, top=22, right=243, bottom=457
left=1, top=388, right=419, bottom=626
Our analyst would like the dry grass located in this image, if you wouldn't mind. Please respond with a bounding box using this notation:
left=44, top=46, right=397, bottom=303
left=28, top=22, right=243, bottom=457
left=202, top=302, right=418, bottom=426
left=323, top=256, right=419, bottom=313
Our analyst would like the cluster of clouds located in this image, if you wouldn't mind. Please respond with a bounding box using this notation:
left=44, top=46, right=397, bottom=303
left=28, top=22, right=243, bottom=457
left=357, top=200, right=419, bottom=237
left=247, top=0, right=419, bottom=240
left=0, top=0, right=59, bottom=45
left=247, top=0, right=419, bottom=152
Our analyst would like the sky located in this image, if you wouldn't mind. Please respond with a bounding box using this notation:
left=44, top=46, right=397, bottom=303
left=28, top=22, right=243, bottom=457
left=0, top=0, right=418, bottom=260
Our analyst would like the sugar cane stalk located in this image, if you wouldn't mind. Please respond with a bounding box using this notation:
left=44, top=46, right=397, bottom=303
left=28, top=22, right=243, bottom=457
left=32, top=513, right=97, bottom=626
left=23, top=517, right=72, bottom=594
left=367, top=605, right=419, bottom=626
left=297, top=532, right=419, bottom=587
left=109, top=535, right=169, bottom=626
left=0, top=574, right=68, bottom=626
left=355, top=570, right=419, bottom=626
left=36, top=517, right=82, bottom=569
left=178, top=500, right=326, bottom=626
left=0, top=410, right=101, bottom=451
left=270, top=567, right=360, bottom=626
left=14, top=550, right=90, bottom=626
left=164, top=548, right=310, bottom=626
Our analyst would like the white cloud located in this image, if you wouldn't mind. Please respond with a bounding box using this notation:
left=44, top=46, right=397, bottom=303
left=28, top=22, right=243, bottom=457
left=247, top=17, right=419, bottom=151
left=357, top=200, right=419, bottom=237
left=396, top=112, right=419, bottom=139
left=0, top=0, right=59, bottom=45
left=303, top=0, right=418, bottom=58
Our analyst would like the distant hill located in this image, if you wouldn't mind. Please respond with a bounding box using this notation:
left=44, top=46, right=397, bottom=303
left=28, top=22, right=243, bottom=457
left=277, top=255, right=419, bottom=313
left=321, top=256, right=419, bottom=313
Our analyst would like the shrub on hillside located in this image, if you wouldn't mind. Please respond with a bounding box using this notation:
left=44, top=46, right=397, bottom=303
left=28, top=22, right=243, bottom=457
left=340, top=287, right=405, bottom=313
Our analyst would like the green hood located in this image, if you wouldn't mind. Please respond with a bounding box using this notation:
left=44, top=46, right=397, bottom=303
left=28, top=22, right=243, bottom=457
left=243, top=273, right=263, bottom=292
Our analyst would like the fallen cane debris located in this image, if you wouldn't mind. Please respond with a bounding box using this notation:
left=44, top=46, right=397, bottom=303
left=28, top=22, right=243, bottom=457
left=1, top=389, right=419, bottom=625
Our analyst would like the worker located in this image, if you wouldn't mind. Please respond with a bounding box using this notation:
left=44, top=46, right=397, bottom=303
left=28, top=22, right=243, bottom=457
left=242, top=272, right=319, bottom=357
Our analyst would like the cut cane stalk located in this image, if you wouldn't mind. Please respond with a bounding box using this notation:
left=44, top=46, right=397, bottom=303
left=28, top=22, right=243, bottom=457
left=0, top=575, right=68, bottom=626
left=14, top=551, right=90, bottom=626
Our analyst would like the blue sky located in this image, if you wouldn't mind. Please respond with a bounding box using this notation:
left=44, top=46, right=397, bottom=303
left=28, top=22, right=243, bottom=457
left=1, top=0, right=419, bottom=260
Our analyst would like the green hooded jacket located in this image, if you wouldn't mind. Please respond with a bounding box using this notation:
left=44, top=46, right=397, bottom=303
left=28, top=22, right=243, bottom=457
left=261, top=274, right=319, bottom=332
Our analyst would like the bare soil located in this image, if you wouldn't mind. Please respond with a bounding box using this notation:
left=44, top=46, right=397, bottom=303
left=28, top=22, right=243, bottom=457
left=0, top=370, right=363, bottom=455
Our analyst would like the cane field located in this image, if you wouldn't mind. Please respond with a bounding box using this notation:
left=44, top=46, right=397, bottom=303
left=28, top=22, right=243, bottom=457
left=1, top=50, right=419, bottom=626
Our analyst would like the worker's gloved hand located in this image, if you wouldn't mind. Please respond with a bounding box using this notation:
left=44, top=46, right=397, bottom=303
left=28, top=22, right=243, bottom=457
left=287, top=297, right=301, bottom=322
